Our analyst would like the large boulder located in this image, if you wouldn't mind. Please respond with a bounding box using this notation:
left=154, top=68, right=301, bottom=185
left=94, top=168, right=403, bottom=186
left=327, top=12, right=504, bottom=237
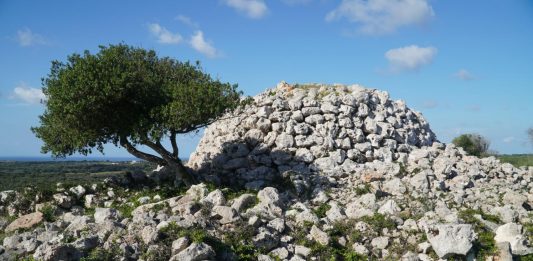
left=427, top=224, right=475, bottom=258
left=5, top=212, right=43, bottom=233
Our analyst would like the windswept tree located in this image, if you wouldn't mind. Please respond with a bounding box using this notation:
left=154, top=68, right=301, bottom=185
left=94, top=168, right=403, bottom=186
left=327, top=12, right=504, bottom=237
left=452, top=133, right=490, bottom=157
left=32, top=44, right=244, bottom=185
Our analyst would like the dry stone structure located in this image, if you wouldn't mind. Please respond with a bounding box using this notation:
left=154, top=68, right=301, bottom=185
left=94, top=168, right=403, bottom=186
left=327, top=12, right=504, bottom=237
left=1, top=82, right=532, bottom=260
left=189, top=81, right=436, bottom=189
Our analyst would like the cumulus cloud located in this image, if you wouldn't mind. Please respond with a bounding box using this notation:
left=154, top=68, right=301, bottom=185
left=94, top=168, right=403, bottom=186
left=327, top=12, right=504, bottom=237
left=148, top=23, right=183, bottom=44
left=326, top=0, right=434, bottom=35
left=385, top=45, right=437, bottom=72
left=190, top=31, right=219, bottom=58
left=454, top=69, right=474, bottom=81
left=223, top=0, right=268, bottom=19
left=176, top=15, right=199, bottom=28
left=11, top=84, right=46, bottom=104
left=16, top=28, right=47, bottom=46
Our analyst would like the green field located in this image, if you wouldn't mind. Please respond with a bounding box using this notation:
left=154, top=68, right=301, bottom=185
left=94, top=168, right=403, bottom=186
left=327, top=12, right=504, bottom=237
left=496, top=154, right=533, bottom=168
left=0, top=160, right=156, bottom=191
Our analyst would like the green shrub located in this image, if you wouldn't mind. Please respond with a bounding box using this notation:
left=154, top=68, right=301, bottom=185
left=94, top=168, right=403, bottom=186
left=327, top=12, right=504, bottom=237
left=452, top=134, right=490, bottom=157
left=313, top=203, right=331, bottom=219
left=41, top=204, right=56, bottom=222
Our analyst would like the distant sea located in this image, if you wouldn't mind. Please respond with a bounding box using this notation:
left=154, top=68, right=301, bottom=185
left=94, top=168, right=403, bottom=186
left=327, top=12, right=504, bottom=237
left=0, top=156, right=140, bottom=162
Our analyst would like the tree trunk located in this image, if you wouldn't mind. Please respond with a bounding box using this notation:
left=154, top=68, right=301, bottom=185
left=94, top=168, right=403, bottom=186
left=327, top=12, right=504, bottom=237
left=166, top=158, right=197, bottom=187
left=143, top=140, right=198, bottom=187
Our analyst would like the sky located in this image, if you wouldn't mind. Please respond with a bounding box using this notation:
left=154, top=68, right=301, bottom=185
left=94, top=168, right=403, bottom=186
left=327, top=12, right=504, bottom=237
left=0, top=0, right=532, bottom=159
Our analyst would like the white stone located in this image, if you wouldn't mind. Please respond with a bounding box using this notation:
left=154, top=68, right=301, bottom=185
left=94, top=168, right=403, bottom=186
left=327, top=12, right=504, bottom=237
left=427, top=224, right=475, bottom=258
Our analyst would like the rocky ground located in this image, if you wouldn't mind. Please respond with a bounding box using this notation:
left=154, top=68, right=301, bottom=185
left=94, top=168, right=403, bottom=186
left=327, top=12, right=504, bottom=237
left=1, top=82, right=533, bottom=261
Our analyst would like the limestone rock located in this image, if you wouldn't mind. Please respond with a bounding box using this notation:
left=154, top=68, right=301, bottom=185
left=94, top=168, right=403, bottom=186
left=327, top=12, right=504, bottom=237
left=169, top=242, right=215, bottom=261
left=494, top=223, right=533, bottom=255
left=5, top=212, right=43, bottom=233
left=427, top=224, right=475, bottom=258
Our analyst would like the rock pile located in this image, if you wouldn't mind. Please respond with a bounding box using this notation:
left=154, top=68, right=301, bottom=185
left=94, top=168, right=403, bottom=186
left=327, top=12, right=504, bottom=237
left=1, top=82, right=532, bottom=260
left=189, top=81, right=436, bottom=190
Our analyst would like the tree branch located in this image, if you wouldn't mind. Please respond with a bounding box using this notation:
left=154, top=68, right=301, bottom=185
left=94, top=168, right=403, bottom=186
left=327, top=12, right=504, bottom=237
left=119, top=136, right=166, bottom=165
left=144, top=140, right=177, bottom=162
left=170, top=130, right=178, bottom=158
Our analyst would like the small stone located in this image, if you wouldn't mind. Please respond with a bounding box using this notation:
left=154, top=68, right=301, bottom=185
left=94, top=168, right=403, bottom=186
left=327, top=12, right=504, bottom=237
left=352, top=243, right=369, bottom=255
left=169, top=242, right=215, bottom=261
left=378, top=199, right=401, bottom=215
left=94, top=208, right=120, bottom=224
left=172, top=237, right=190, bottom=255
left=371, top=236, right=389, bottom=250
left=211, top=206, right=240, bottom=224
left=69, top=185, right=86, bottom=199
left=295, top=245, right=311, bottom=257
left=310, top=225, right=330, bottom=246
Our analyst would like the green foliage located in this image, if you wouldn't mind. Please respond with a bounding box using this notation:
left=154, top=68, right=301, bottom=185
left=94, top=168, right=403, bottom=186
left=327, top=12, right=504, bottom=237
left=497, top=154, right=533, bottom=167
left=354, top=184, right=372, bottom=196
left=81, top=244, right=121, bottom=261
left=519, top=254, right=533, bottom=261
left=292, top=220, right=367, bottom=260
left=157, top=221, right=259, bottom=260
left=41, top=204, right=56, bottom=222
left=452, top=133, right=490, bottom=157
left=32, top=44, right=243, bottom=167
left=313, top=203, right=331, bottom=219
left=458, top=208, right=501, bottom=224
left=360, top=213, right=396, bottom=233
left=458, top=208, right=498, bottom=259
left=0, top=160, right=154, bottom=191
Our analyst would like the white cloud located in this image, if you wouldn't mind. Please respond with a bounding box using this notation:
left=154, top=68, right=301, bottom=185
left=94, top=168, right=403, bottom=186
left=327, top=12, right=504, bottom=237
left=16, top=28, right=47, bottom=46
left=190, top=31, right=219, bottom=58
left=454, top=69, right=474, bottom=81
left=148, top=23, right=183, bottom=44
left=385, top=45, right=437, bottom=72
left=422, top=100, right=438, bottom=109
left=11, top=84, right=45, bottom=104
left=223, top=0, right=268, bottom=19
left=326, top=0, right=434, bottom=35
left=503, top=136, right=515, bottom=143
left=282, top=0, right=312, bottom=5
left=176, top=15, right=199, bottom=28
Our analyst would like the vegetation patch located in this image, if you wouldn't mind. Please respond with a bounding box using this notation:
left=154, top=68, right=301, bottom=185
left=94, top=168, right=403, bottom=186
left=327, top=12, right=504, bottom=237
left=458, top=208, right=499, bottom=259
left=313, top=203, right=331, bottom=219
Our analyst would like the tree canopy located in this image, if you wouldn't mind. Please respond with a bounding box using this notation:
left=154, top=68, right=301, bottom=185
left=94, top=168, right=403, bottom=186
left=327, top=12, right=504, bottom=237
left=32, top=44, right=244, bottom=184
left=452, top=133, right=490, bottom=157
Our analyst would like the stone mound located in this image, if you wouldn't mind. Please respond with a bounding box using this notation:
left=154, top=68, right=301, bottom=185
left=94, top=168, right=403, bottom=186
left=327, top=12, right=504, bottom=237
left=189, top=81, right=437, bottom=189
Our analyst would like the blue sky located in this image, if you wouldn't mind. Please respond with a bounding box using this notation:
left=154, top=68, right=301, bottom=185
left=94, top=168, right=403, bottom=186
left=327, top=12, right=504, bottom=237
left=0, top=0, right=532, bottom=158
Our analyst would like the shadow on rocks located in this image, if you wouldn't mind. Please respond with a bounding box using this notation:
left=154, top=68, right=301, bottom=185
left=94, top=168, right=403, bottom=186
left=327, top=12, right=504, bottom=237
left=192, top=138, right=333, bottom=200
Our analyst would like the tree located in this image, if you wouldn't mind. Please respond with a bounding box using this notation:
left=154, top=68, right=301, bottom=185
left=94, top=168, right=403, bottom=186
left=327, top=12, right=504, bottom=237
left=452, top=133, right=490, bottom=157
left=32, top=44, right=244, bottom=185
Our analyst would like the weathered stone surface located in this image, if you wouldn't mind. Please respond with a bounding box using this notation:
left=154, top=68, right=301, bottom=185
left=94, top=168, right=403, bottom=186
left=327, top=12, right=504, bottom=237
left=494, top=223, right=533, bottom=255
left=94, top=208, right=120, bottom=224
left=310, top=225, right=329, bottom=246
left=5, top=212, right=43, bottom=232
left=169, top=242, right=215, bottom=261
left=427, top=224, right=475, bottom=258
